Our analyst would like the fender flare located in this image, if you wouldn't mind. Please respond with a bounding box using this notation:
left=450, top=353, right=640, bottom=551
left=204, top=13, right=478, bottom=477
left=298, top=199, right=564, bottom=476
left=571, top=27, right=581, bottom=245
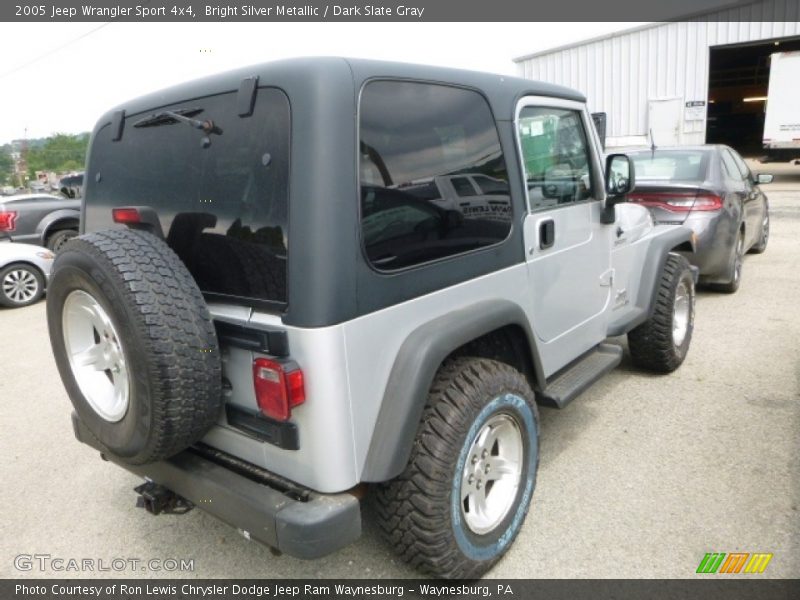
left=607, top=225, right=694, bottom=336
left=37, top=209, right=81, bottom=242
left=361, top=299, right=542, bottom=482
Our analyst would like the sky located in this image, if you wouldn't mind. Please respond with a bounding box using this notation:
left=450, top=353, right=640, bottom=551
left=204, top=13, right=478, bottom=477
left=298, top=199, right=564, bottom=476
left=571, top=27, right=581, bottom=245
left=0, top=21, right=645, bottom=144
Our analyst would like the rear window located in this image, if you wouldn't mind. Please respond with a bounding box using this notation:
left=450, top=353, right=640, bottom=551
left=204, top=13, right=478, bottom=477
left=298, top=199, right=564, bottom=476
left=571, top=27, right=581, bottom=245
left=630, top=151, right=710, bottom=182
left=85, top=88, right=290, bottom=306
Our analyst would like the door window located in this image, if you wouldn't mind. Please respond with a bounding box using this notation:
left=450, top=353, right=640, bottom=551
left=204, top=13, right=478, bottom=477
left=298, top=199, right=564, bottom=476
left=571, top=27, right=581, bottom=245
left=517, top=106, right=594, bottom=211
left=720, top=149, right=744, bottom=182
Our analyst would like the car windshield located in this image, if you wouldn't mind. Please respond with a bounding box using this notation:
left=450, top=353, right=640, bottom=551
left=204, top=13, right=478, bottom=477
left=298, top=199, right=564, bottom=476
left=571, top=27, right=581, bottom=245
left=630, top=150, right=710, bottom=182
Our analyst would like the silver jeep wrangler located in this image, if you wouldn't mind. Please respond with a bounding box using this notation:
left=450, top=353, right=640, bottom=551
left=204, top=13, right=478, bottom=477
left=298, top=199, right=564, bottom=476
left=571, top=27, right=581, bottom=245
left=47, top=58, right=696, bottom=579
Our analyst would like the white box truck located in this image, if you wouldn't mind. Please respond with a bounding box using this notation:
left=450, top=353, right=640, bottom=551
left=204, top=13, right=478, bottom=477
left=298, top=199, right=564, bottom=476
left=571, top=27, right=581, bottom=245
left=763, top=51, right=800, bottom=163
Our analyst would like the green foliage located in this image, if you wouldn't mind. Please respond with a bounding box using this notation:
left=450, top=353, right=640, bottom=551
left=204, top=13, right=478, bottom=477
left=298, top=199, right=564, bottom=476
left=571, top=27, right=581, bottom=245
left=26, top=133, right=89, bottom=177
left=0, top=148, right=12, bottom=185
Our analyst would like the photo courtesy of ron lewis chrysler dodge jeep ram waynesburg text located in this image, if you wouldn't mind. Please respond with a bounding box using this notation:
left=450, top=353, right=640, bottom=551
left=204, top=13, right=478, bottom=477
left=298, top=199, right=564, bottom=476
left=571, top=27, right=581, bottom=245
left=46, top=58, right=698, bottom=579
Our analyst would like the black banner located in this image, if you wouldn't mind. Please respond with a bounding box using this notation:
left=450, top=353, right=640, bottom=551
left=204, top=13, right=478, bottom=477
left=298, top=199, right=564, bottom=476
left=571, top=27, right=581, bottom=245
left=4, top=579, right=800, bottom=600
left=3, top=0, right=800, bottom=22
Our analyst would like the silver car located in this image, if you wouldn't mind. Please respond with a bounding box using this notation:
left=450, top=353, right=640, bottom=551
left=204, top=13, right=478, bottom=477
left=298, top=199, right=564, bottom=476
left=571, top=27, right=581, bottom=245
left=0, top=240, right=55, bottom=307
left=624, top=145, right=771, bottom=293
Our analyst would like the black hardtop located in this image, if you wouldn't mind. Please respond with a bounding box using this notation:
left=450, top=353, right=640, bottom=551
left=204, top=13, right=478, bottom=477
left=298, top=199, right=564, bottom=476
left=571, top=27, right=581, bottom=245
left=99, top=56, right=585, bottom=125
left=85, top=58, right=586, bottom=328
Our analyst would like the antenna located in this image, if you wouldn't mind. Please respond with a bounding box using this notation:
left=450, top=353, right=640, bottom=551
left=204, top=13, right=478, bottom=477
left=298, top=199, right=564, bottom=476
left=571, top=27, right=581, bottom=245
left=649, top=128, right=657, bottom=157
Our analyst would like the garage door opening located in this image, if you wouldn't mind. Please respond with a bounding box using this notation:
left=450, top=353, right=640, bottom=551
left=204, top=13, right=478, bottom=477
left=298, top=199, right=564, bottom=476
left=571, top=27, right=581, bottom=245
left=706, top=36, right=800, bottom=157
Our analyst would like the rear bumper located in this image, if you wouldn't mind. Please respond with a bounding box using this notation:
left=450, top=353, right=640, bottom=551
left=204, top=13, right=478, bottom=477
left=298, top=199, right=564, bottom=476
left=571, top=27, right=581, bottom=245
left=71, top=413, right=361, bottom=559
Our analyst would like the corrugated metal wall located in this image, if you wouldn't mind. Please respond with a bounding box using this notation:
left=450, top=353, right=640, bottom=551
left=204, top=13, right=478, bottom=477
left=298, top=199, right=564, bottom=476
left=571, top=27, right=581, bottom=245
left=516, top=0, right=800, bottom=145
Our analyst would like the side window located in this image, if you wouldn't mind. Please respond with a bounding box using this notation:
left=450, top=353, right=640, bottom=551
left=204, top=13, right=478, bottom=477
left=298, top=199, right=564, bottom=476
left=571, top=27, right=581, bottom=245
left=720, top=149, right=744, bottom=182
left=359, top=80, right=512, bottom=271
left=728, top=149, right=752, bottom=182
left=518, top=106, right=594, bottom=211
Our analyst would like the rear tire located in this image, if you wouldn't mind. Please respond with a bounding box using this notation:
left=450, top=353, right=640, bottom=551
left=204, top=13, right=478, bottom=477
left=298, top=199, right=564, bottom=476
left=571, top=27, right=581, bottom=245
left=709, top=230, right=744, bottom=294
left=628, top=253, right=695, bottom=373
left=46, top=229, right=222, bottom=464
left=46, top=229, right=78, bottom=253
left=374, top=358, right=539, bottom=579
left=748, top=209, right=769, bottom=254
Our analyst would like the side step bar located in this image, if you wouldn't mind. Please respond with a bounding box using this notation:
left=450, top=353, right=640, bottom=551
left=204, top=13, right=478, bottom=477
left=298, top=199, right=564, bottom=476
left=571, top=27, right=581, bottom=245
left=538, top=343, right=622, bottom=408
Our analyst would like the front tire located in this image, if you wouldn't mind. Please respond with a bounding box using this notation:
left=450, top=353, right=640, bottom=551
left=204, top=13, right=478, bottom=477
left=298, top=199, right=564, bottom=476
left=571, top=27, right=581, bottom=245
left=628, top=253, right=695, bottom=373
left=0, top=263, right=45, bottom=307
left=374, top=358, right=539, bottom=579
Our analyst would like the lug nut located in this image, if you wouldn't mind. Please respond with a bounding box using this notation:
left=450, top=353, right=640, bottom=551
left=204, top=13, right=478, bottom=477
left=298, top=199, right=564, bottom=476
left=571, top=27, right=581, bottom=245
left=481, top=449, right=488, bottom=459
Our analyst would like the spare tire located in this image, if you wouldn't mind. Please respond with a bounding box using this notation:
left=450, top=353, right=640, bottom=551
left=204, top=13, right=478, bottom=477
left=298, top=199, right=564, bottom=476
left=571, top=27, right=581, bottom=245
left=46, top=228, right=222, bottom=465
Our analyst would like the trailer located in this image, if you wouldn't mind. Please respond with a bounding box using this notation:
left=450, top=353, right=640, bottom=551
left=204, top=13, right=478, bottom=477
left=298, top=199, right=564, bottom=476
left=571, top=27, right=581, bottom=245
left=762, top=51, right=800, bottom=163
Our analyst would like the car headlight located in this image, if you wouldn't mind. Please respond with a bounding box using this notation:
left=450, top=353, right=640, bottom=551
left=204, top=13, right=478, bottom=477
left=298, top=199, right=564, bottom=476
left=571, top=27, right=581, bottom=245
left=36, top=251, right=56, bottom=260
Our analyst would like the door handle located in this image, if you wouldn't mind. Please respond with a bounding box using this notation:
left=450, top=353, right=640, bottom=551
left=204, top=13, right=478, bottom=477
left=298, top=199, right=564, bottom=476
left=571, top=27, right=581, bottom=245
left=539, top=219, right=555, bottom=249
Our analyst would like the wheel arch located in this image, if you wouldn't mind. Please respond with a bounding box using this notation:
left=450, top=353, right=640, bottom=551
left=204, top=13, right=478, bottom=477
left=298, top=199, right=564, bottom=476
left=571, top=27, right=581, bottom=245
left=38, top=209, right=80, bottom=242
left=361, top=299, right=543, bottom=482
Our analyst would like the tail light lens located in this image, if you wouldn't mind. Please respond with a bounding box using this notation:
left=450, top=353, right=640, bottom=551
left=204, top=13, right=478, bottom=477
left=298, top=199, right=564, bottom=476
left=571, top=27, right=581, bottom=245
left=0, top=210, right=17, bottom=231
left=628, top=192, right=723, bottom=212
left=253, top=358, right=305, bottom=422
left=112, top=207, right=142, bottom=224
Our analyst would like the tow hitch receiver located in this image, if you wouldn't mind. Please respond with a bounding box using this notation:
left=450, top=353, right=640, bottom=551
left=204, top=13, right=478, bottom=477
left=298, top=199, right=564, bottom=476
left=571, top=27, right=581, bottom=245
left=134, top=481, right=194, bottom=515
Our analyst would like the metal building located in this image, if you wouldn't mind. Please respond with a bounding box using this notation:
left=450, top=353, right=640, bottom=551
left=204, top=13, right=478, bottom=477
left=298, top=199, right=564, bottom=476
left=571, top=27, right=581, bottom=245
left=514, top=0, right=800, bottom=155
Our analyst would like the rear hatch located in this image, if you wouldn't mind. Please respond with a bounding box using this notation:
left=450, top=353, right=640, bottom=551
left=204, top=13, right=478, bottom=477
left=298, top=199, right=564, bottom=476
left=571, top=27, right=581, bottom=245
left=83, top=87, right=291, bottom=311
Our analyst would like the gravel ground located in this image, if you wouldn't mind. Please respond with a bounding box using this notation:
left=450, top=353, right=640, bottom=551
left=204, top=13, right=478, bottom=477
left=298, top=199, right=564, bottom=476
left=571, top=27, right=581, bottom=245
left=1, top=164, right=798, bottom=580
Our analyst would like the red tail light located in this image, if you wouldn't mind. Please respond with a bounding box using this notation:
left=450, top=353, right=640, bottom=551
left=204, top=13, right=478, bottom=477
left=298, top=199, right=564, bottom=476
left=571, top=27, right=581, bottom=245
left=627, top=192, right=723, bottom=212
left=253, top=358, right=305, bottom=422
left=112, top=207, right=142, bottom=224
left=0, top=210, right=17, bottom=231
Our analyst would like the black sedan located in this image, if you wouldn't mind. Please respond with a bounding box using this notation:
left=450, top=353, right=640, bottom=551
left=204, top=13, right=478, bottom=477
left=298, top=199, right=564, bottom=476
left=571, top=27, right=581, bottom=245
left=624, top=145, right=771, bottom=293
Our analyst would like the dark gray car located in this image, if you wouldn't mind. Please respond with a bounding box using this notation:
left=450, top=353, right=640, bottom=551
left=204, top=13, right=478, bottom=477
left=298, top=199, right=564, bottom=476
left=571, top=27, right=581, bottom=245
left=625, top=145, right=771, bottom=293
left=0, top=193, right=81, bottom=252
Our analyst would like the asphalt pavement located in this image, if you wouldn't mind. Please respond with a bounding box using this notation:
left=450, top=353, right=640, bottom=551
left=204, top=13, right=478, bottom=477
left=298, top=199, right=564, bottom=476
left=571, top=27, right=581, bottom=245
left=1, top=163, right=798, bottom=579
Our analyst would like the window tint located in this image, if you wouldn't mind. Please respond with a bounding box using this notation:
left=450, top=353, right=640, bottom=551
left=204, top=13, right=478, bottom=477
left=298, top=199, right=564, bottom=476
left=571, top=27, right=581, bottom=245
left=728, top=149, right=752, bottom=181
left=518, top=107, right=593, bottom=210
left=359, top=81, right=512, bottom=271
left=630, top=151, right=710, bottom=182
left=87, top=88, right=290, bottom=304
left=720, top=149, right=744, bottom=182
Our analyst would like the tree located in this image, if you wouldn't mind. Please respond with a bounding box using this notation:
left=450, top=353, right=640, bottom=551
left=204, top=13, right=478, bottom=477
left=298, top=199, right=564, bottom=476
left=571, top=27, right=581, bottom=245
left=26, top=133, right=89, bottom=177
left=0, top=148, right=12, bottom=185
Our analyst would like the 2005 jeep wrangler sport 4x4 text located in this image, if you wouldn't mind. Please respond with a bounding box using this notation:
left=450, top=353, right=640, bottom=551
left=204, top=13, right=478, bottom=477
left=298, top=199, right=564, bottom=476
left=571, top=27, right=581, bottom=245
left=47, top=58, right=697, bottom=579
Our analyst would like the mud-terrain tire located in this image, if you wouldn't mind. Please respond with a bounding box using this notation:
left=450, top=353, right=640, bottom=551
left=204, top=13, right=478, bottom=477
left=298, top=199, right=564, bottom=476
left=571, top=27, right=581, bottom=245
left=46, top=228, right=222, bottom=464
left=374, top=358, right=539, bottom=579
left=628, top=253, right=695, bottom=373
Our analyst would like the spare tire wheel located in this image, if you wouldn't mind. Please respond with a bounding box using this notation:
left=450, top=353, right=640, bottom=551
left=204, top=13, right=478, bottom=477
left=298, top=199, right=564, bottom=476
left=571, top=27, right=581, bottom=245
left=46, top=228, right=222, bottom=465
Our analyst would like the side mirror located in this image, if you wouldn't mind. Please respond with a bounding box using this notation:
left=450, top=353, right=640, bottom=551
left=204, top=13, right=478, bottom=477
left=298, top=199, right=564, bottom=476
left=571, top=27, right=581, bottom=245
left=756, top=173, right=774, bottom=185
left=605, top=154, right=635, bottom=200
left=602, top=154, right=635, bottom=224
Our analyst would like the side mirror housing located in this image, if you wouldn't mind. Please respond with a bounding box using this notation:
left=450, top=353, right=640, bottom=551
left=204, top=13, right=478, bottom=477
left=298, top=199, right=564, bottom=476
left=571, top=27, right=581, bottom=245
left=602, top=154, right=636, bottom=224
left=756, top=173, right=774, bottom=185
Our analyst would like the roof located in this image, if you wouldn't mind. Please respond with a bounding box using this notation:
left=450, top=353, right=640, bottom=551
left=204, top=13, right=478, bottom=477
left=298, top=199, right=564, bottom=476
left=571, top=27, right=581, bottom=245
left=101, top=57, right=585, bottom=128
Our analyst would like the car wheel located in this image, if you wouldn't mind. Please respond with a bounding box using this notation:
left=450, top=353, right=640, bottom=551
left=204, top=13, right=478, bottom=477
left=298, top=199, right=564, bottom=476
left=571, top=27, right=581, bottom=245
left=628, top=253, right=695, bottom=373
left=709, top=230, right=744, bottom=293
left=375, top=357, right=539, bottom=579
left=46, top=229, right=78, bottom=253
left=0, top=263, right=45, bottom=308
left=748, top=210, right=769, bottom=254
left=46, top=229, right=222, bottom=464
